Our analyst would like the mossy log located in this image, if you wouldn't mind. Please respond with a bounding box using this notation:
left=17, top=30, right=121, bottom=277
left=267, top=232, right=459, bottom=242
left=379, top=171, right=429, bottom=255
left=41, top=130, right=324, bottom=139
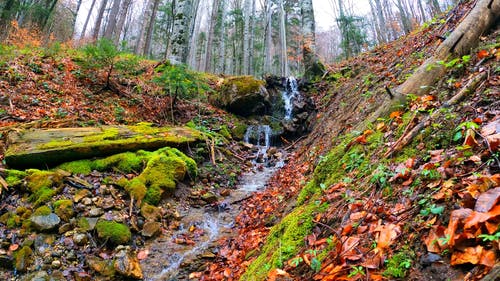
left=4, top=125, right=202, bottom=168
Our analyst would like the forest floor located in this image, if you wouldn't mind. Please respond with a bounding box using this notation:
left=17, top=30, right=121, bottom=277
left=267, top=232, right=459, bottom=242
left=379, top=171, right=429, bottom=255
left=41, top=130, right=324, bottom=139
left=0, top=1, right=498, bottom=281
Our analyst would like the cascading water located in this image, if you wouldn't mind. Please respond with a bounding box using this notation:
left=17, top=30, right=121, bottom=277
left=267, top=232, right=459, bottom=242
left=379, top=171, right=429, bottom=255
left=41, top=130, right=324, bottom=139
left=283, top=76, right=300, bottom=120
left=244, top=125, right=273, bottom=165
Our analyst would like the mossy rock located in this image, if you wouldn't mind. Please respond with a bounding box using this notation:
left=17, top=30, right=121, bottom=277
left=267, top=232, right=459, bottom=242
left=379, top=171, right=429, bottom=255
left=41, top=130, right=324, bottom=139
left=14, top=246, right=33, bottom=272
left=140, top=203, right=162, bottom=222
left=32, top=206, right=52, bottom=216
left=124, top=178, right=147, bottom=202
left=95, top=221, right=131, bottom=245
left=139, top=154, right=186, bottom=191
left=214, top=76, right=270, bottom=117
left=53, top=199, right=74, bottom=221
left=25, top=169, right=62, bottom=206
left=4, top=125, right=202, bottom=168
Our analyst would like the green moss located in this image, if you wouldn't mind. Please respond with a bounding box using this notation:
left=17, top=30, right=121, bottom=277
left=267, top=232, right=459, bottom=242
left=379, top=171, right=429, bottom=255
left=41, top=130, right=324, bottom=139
left=157, top=147, right=197, bottom=177
left=138, top=154, right=186, bottom=191
left=14, top=246, right=33, bottom=272
left=6, top=213, right=21, bottom=228
left=53, top=199, right=74, bottom=221
left=26, top=169, right=60, bottom=192
left=241, top=202, right=326, bottom=280
left=32, top=206, right=51, bottom=216
left=297, top=181, right=322, bottom=205
left=37, top=139, right=75, bottom=150
left=224, top=76, right=264, bottom=95
left=124, top=178, right=147, bottom=202
left=219, top=125, right=232, bottom=140
left=57, top=159, right=94, bottom=175
left=94, top=151, right=148, bottom=173
left=144, top=185, right=162, bottom=205
left=83, top=128, right=119, bottom=142
left=77, top=217, right=91, bottom=231
left=230, top=122, right=247, bottom=140
left=95, top=220, right=131, bottom=245
left=3, top=169, right=27, bottom=186
left=29, top=186, right=57, bottom=206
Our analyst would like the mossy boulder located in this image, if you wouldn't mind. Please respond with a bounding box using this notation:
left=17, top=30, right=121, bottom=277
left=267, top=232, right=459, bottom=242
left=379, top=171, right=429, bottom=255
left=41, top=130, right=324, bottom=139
left=53, top=199, right=74, bottom=221
left=95, top=221, right=131, bottom=245
left=2, top=169, right=27, bottom=187
left=25, top=169, right=64, bottom=206
left=214, top=76, right=271, bottom=117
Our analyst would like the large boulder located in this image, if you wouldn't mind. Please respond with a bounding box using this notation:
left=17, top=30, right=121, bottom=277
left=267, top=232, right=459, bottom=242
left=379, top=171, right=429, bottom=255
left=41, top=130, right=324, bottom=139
left=215, top=76, right=271, bottom=117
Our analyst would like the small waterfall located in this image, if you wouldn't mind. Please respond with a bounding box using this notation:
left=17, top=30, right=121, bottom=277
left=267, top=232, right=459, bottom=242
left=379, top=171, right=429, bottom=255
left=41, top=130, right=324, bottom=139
left=283, top=76, right=300, bottom=120
left=243, top=125, right=273, bottom=165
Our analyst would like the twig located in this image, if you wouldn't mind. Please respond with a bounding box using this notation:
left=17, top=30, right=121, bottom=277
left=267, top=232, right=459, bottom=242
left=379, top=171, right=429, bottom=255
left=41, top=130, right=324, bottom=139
left=0, top=175, right=8, bottom=196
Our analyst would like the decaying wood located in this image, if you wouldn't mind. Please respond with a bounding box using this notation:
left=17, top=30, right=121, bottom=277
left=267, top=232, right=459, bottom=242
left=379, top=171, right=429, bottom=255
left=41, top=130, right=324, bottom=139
left=480, top=263, right=500, bottom=281
left=4, top=125, right=202, bottom=168
left=362, top=0, right=500, bottom=128
left=384, top=71, right=487, bottom=157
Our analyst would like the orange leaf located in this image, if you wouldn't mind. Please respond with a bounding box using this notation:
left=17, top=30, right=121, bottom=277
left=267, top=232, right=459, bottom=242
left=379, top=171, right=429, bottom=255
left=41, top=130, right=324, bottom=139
left=137, top=250, right=149, bottom=260
left=267, top=268, right=289, bottom=281
left=477, top=49, right=489, bottom=59
left=445, top=208, right=473, bottom=247
left=464, top=205, right=500, bottom=229
left=390, top=111, right=402, bottom=119
left=375, top=223, right=400, bottom=250
left=424, top=226, right=446, bottom=253
left=223, top=268, right=232, bottom=278
left=451, top=245, right=496, bottom=267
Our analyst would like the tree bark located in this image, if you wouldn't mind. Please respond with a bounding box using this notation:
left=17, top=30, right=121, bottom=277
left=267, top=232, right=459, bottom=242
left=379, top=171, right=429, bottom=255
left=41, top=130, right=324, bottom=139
left=114, top=0, right=133, bottom=45
left=278, top=0, right=288, bottom=77
left=81, top=0, right=97, bottom=38
left=143, top=0, right=160, bottom=57
left=170, top=0, right=194, bottom=63
left=263, top=0, right=272, bottom=74
left=242, top=0, right=251, bottom=75
left=216, top=0, right=226, bottom=73
left=92, top=0, right=108, bottom=40
left=204, top=0, right=219, bottom=72
left=103, top=0, right=121, bottom=41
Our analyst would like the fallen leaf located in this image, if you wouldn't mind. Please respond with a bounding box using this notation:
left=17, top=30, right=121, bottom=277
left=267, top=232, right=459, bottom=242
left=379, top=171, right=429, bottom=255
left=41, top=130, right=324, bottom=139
left=464, top=205, right=500, bottom=229
left=8, top=244, right=19, bottom=252
left=390, top=111, right=402, bottom=119
left=137, top=250, right=149, bottom=260
left=188, top=272, right=202, bottom=279
left=475, top=187, right=500, bottom=212
left=445, top=208, right=473, bottom=247
left=267, top=268, right=289, bottom=281
left=424, top=226, right=446, bottom=253
left=375, top=223, right=400, bottom=250
left=477, top=49, right=489, bottom=59
left=451, top=245, right=496, bottom=267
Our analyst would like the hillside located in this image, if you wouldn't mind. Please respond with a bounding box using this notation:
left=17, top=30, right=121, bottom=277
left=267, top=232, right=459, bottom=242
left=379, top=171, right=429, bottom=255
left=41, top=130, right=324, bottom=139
left=0, top=1, right=498, bottom=281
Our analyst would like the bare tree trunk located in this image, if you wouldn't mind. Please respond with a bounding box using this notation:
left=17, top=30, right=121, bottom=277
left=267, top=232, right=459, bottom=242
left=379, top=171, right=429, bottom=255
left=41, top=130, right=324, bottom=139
left=93, top=0, right=109, bottom=40
left=242, top=0, right=251, bottom=75
left=216, top=0, right=226, bottom=73
left=143, top=0, right=160, bottom=57
left=263, top=0, right=272, bottom=75
left=114, top=0, right=132, bottom=45
left=103, top=0, right=121, bottom=40
left=71, top=0, right=83, bottom=38
left=278, top=0, right=288, bottom=77
left=204, top=0, right=219, bottom=72
left=417, top=0, right=427, bottom=23
left=81, top=0, right=97, bottom=38
left=248, top=0, right=255, bottom=75
left=170, top=0, right=194, bottom=63
left=394, top=0, right=412, bottom=34
left=134, top=0, right=150, bottom=54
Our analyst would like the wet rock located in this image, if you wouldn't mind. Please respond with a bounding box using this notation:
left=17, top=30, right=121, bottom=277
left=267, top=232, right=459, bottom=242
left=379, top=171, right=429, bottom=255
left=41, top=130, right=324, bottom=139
left=202, top=191, right=218, bottom=204
left=114, top=249, right=143, bottom=279
left=81, top=197, right=92, bottom=206
left=420, top=253, right=443, bottom=266
left=140, top=203, right=161, bottom=222
left=102, top=197, right=115, bottom=210
left=141, top=221, right=161, bottom=238
left=73, top=271, right=92, bottom=281
left=58, top=223, right=72, bottom=234
left=22, top=270, right=48, bottom=281
left=49, top=270, right=66, bottom=281
left=89, top=207, right=104, bottom=217
left=30, top=213, right=61, bottom=231
left=87, top=256, right=115, bottom=277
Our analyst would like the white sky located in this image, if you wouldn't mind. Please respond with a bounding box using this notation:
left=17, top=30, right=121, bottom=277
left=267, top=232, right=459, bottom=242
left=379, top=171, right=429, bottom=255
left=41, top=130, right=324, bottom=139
left=312, top=0, right=372, bottom=31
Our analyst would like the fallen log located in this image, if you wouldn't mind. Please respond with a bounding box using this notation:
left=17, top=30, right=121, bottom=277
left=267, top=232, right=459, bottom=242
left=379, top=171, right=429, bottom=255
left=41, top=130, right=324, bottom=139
left=4, top=124, right=202, bottom=168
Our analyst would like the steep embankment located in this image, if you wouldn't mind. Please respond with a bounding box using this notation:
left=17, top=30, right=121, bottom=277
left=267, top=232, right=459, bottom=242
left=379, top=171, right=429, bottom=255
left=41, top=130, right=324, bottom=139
left=204, top=2, right=499, bottom=280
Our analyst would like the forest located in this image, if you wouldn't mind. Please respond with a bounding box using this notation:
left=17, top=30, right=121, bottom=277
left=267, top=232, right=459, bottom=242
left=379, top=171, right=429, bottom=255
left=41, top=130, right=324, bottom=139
left=0, top=0, right=499, bottom=280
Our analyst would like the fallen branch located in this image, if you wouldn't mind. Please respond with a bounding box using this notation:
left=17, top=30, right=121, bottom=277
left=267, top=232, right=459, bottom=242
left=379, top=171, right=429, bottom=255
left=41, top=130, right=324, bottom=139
left=384, top=71, right=487, bottom=158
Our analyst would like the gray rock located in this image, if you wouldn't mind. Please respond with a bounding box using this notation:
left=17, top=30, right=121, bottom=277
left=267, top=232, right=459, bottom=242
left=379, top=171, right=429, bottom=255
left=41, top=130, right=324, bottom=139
left=30, top=213, right=61, bottom=231
left=22, top=270, right=48, bottom=281
left=73, top=233, right=88, bottom=246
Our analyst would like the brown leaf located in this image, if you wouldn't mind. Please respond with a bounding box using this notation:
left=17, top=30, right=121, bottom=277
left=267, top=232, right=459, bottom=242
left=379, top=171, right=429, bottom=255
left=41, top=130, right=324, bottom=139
left=267, top=268, right=289, bottom=281
left=464, top=205, right=500, bottom=229
left=451, top=245, right=497, bottom=267
left=137, top=250, right=149, bottom=260
left=445, top=208, right=473, bottom=247
left=475, top=187, right=500, bottom=212
left=477, top=49, right=489, bottom=59
left=374, top=223, right=400, bottom=251
left=424, top=226, right=446, bottom=253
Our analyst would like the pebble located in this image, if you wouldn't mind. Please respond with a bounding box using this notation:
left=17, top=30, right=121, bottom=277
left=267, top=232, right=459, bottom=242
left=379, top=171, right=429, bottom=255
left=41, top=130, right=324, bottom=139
left=73, top=233, right=88, bottom=246
left=81, top=198, right=92, bottom=206
left=89, top=207, right=104, bottom=217
left=51, top=260, right=61, bottom=269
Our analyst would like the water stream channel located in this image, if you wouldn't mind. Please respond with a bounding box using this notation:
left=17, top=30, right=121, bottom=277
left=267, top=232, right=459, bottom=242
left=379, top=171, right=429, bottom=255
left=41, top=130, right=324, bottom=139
left=141, top=77, right=300, bottom=280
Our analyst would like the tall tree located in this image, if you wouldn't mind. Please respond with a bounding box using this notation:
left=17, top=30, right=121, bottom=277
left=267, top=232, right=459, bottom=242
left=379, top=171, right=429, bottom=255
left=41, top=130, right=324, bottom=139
left=170, top=0, right=195, bottom=63
left=263, top=0, right=272, bottom=74
left=103, top=0, right=121, bottom=40
left=114, top=0, right=133, bottom=44
left=278, top=0, right=288, bottom=76
left=93, top=0, right=108, bottom=40
left=81, top=0, right=97, bottom=38
left=204, top=0, right=220, bottom=72
left=143, top=0, right=160, bottom=57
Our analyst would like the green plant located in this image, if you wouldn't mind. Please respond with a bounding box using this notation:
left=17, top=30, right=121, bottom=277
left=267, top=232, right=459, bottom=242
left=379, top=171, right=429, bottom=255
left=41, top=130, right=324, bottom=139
left=418, top=196, right=444, bottom=216
left=478, top=231, right=500, bottom=242
left=370, top=164, right=393, bottom=189
left=453, top=121, right=480, bottom=142
left=383, top=251, right=413, bottom=278
left=348, top=265, right=366, bottom=278
left=343, top=152, right=364, bottom=172
left=82, top=38, right=119, bottom=89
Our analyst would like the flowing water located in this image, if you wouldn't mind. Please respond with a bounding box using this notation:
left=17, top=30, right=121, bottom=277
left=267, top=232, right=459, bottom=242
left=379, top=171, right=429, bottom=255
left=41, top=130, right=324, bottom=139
left=142, top=77, right=300, bottom=280
left=283, top=76, right=300, bottom=120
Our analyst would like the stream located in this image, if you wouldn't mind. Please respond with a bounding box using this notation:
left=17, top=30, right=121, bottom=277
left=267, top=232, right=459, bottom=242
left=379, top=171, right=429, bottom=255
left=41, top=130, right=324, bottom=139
left=140, top=77, right=300, bottom=280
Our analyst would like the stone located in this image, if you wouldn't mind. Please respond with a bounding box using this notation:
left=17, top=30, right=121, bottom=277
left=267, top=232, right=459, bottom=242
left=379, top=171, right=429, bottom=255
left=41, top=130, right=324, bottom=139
left=201, top=191, right=218, bottom=204
left=81, top=198, right=92, bottom=206
left=73, top=271, right=92, bottom=281
left=114, top=249, right=143, bottom=279
left=74, top=189, right=91, bottom=203
left=89, top=207, right=104, bottom=217
left=49, top=270, right=66, bottom=281
left=141, top=222, right=161, bottom=238
left=22, top=270, right=48, bottom=281
left=140, top=204, right=162, bottom=222
left=73, top=233, right=88, bottom=246
left=30, top=213, right=61, bottom=231
left=58, top=223, right=72, bottom=234
left=87, top=256, right=115, bottom=276
left=51, top=260, right=61, bottom=269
